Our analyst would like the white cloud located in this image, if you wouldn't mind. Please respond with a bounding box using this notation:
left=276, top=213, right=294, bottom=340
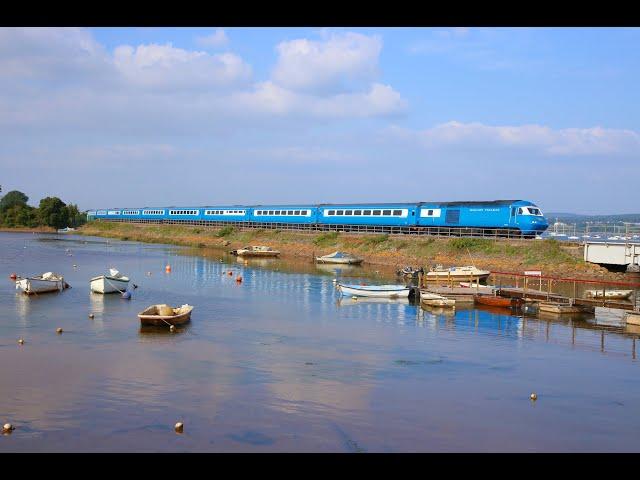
left=113, top=43, right=252, bottom=90
left=196, top=29, right=229, bottom=48
left=390, top=121, right=640, bottom=156
left=272, top=31, right=382, bottom=93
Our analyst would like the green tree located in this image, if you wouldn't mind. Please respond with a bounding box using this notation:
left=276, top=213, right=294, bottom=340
left=2, top=204, right=38, bottom=227
left=64, top=203, right=86, bottom=227
left=0, top=190, right=28, bottom=213
left=38, top=197, right=69, bottom=229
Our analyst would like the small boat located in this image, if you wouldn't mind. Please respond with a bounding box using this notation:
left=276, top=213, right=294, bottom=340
left=15, top=272, right=68, bottom=295
left=57, top=227, right=76, bottom=233
left=316, top=251, right=363, bottom=265
left=138, top=304, right=194, bottom=326
left=585, top=289, right=633, bottom=300
left=625, top=310, right=640, bottom=326
left=230, top=246, right=280, bottom=257
left=538, top=302, right=595, bottom=314
left=425, top=265, right=490, bottom=282
left=474, top=295, right=523, bottom=309
left=337, top=283, right=411, bottom=298
left=420, top=294, right=456, bottom=307
left=90, top=268, right=130, bottom=294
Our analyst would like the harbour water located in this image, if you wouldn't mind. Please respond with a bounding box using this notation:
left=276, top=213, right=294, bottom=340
left=1, top=232, right=640, bottom=452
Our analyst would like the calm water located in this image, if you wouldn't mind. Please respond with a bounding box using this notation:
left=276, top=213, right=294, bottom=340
left=1, top=231, right=640, bottom=452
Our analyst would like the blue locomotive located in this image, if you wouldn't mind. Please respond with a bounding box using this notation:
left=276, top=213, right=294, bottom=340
left=87, top=199, right=548, bottom=237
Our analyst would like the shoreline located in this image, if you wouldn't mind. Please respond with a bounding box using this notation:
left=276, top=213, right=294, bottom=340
left=0, top=226, right=56, bottom=233
left=76, top=222, right=633, bottom=283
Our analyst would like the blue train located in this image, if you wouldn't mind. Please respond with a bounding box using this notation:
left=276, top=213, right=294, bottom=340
left=87, top=200, right=549, bottom=237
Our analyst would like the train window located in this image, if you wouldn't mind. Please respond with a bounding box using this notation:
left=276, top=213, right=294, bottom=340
left=383, top=210, right=391, bottom=216
left=517, top=208, right=523, bottom=214
left=336, top=210, right=344, bottom=215
left=373, top=210, right=381, bottom=216
left=428, top=210, right=433, bottom=216
left=267, top=211, right=273, bottom=215
left=354, top=210, right=362, bottom=215
left=393, top=210, right=401, bottom=216
left=328, top=210, right=335, bottom=215
left=363, top=210, right=371, bottom=215
left=344, top=210, right=352, bottom=215
left=288, top=210, right=294, bottom=215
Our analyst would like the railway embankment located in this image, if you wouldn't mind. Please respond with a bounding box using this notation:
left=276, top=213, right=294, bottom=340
left=79, top=221, right=625, bottom=280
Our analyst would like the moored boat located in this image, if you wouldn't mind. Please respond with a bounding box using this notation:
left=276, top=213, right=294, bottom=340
left=337, top=283, right=411, bottom=298
left=90, top=269, right=130, bottom=294
left=138, top=304, right=194, bottom=326
left=230, top=245, right=280, bottom=257
left=15, top=272, right=68, bottom=295
left=424, top=265, right=490, bottom=282
left=585, top=289, right=633, bottom=300
left=474, top=294, right=523, bottom=309
left=316, top=251, right=363, bottom=264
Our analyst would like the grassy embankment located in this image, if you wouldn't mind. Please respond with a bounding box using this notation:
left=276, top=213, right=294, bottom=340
left=79, top=221, right=618, bottom=279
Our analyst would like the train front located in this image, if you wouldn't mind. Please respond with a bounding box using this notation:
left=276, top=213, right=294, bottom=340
left=514, top=201, right=549, bottom=236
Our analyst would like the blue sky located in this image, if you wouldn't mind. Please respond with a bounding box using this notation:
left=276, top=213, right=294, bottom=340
left=1, top=27, right=638, bottom=214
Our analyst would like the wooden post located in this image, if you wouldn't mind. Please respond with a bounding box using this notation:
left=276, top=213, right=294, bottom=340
left=601, top=331, right=605, bottom=352
left=573, top=281, right=577, bottom=301
left=547, top=278, right=551, bottom=301
left=602, top=283, right=606, bottom=307
left=524, top=276, right=528, bottom=301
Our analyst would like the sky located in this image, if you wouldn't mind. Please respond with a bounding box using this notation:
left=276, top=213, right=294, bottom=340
left=0, top=27, right=638, bottom=215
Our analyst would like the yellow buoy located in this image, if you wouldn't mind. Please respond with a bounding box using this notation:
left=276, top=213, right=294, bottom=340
left=169, top=325, right=176, bottom=332
left=2, top=423, right=14, bottom=433
left=530, top=393, right=538, bottom=401
left=56, top=328, right=63, bottom=334
left=89, top=313, right=95, bottom=319
left=18, top=338, right=24, bottom=345
left=174, top=422, right=184, bottom=433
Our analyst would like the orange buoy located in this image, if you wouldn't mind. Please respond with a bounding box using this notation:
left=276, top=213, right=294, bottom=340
left=165, top=264, right=171, bottom=272
left=228, top=271, right=233, bottom=276
left=9, top=273, right=17, bottom=280
left=236, top=276, right=243, bottom=283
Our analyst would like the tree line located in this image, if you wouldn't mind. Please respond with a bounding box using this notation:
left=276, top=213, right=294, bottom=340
left=0, top=190, right=86, bottom=229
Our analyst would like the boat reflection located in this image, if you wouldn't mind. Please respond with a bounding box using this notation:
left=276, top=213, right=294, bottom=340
left=336, top=297, right=411, bottom=307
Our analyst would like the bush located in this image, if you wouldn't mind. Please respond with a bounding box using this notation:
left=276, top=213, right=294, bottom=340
left=216, top=226, right=234, bottom=237
left=314, top=231, right=339, bottom=247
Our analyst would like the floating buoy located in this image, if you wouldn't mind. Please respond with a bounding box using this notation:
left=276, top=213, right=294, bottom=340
left=174, top=422, right=183, bottom=433
left=236, top=276, right=243, bottom=283
left=73, top=264, right=77, bottom=268
left=89, top=313, right=94, bottom=319
left=18, top=338, right=24, bottom=345
left=9, top=273, right=17, bottom=280
left=165, top=265, right=171, bottom=272
left=2, top=423, right=14, bottom=434
left=56, top=328, right=63, bottom=334
left=228, top=271, right=233, bottom=276
left=332, top=278, right=337, bottom=283
left=146, top=271, right=152, bottom=276
left=530, top=393, right=538, bottom=401
left=169, top=325, right=176, bottom=332
left=122, top=291, right=131, bottom=300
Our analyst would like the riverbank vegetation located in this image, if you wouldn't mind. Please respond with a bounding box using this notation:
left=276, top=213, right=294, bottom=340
left=0, top=189, right=85, bottom=229
left=79, top=221, right=619, bottom=279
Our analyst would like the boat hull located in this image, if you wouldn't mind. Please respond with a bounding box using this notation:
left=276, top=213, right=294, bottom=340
left=138, top=305, right=193, bottom=326
left=585, top=290, right=633, bottom=300
left=90, top=276, right=130, bottom=294
left=474, top=295, right=523, bottom=309
left=316, top=257, right=362, bottom=264
left=338, top=284, right=411, bottom=298
left=16, top=278, right=65, bottom=295
left=421, top=298, right=456, bottom=307
left=234, top=250, right=280, bottom=257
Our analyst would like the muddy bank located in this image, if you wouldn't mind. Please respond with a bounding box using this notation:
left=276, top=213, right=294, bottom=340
left=79, top=222, right=630, bottom=282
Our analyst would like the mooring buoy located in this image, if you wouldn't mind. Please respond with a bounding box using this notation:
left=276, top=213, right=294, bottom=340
left=56, top=328, right=63, bottom=334
left=18, top=338, right=24, bottom=345
left=2, top=423, right=15, bottom=434
left=169, top=325, right=176, bottom=332
left=174, top=422, right=183, bottom=433
left=9, top=273, right=17, bottom=280
left=89, top=313, right=95, bottom=319
left=530, top=393, right=538, bottom=401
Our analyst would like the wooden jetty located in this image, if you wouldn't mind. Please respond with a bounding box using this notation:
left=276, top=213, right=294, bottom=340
left=625, top=310, right=640, bottom=326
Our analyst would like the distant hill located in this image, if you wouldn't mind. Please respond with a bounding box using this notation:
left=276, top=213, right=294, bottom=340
left=546, top=212, right=640, bottom=228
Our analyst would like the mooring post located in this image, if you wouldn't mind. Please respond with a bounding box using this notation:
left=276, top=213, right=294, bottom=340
left=573, top=281, right=577, bottom=302
left=547, top=278, right=551, bottom=301
left=633, top=338, right=637, bottom=360
left=601, top=331, right=605, bottom=352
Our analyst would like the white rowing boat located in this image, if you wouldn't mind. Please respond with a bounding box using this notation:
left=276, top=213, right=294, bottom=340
left=15, top=272, right=67, bottom=295
left=90, top=268, right=130, bottom=294
left=585, top=289, right=633, bottom=300
left=337, top=283, right=411, bottom=298
left=316, top=251, right=363, bottom=265
left=231, top=245, right=280, bottom=257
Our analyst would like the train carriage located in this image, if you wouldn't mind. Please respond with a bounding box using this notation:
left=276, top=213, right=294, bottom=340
left=249, top=205, right=317, bottom=228
left=316, top=203, right=418, bottom=232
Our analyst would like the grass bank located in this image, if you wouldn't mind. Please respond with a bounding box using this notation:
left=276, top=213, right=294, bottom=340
left=79, top=221, right=618, bottom=279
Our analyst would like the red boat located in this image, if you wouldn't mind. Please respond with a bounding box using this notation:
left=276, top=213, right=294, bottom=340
left=474, top=295, right=523, bottom=309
